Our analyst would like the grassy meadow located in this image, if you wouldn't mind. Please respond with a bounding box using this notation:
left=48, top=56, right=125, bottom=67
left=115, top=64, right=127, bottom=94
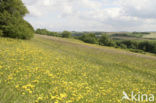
left=143, top=32, right=156, bottom=39
left=0, top=35, right=156, bottom=103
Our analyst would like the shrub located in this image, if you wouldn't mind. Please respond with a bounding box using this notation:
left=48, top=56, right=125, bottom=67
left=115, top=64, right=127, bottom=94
left=119, top=40, right=138, bottom=49
left=36, top=29, right=48, bottom=35
left=0, top=30, right=3, bottom=37
left=79, top=33, right=98, bottom=44
left=120, top=44, right=127, bottom=49
left=138, top=41, right=156, bottom=53
left=116, top=40, right=156, bottom=54
left=36, top=28, right=59, bottom=37
left=129, top=49, right=145, bottom=54
left=99, top=34, right=114, bottom=46
left=61, top=31, right=71, bottom=38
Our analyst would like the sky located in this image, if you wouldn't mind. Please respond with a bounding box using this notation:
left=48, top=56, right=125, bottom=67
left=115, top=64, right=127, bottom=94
left=22, top=0, right=156, bottom=32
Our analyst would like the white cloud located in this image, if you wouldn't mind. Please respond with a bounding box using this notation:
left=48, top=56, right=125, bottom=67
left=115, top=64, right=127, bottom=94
left=119, top=0, right=156, bottom=18
left=22, top=0, right=156, bottom=31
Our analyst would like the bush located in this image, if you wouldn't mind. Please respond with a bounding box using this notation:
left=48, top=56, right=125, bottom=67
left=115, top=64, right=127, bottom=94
left=116, top=40, right=156, bottom=54
left=0, top=30, right=3, bottom=37
left=36, top=29, right=48, bottom=35
left=61, top=31, right=71, bottom=38
left=120, top=44, right=127, bottom=49
left=79, top=33, right=98, bottom=44
left=36, top=28, right=59, bottom=37
left=138, top=41, right=156, bottom=53
left=129, top=49, right=145, bottom=54
left=118, top=40, right=138, bottom=49
left=99, top=34, right=115, bottom=46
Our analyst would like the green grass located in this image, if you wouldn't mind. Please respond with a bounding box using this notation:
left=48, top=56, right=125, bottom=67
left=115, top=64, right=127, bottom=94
left=111, top=32, right=156, bottom=41
left=143, top=32, right=156, bottom=39
left=0, top=35, right=156, bottom=103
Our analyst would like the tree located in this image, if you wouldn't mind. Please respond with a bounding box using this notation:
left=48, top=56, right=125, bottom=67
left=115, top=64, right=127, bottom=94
left=99, top=34, right=115, bottom=46
left=0, top=0, right=34, bottom=39
left=36, top=28, right=59, bottom=37
left=0, top=29, right=3, bottom=36
left=138, top=41, right=156, bottom=53
left=61, top=31, right=71, bottom=38
left=79, top=33, right=98, bottom=44
left=36, top=29, right=49, bottom=35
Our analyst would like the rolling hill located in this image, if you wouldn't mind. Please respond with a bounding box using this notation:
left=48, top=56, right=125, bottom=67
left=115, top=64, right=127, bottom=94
left=0, top=35, right=155, bottom=103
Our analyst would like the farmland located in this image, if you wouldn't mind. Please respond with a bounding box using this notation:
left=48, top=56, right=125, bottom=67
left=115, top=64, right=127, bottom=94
left=0, top=35, right=156, bottom=103
left=143, top=32, right=156, bottom=39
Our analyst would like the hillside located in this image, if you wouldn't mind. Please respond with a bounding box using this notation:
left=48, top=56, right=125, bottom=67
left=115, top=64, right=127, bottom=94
left=143, top=32, right=156, bottom=39
left=0, top=35, right=156, bottom=103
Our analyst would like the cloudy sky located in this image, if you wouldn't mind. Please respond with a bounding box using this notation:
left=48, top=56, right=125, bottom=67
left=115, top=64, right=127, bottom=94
left=22, top=0, right=156, bottom=32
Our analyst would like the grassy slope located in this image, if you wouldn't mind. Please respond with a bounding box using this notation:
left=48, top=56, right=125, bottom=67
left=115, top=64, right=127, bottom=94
left=110, top=32, right=156, bottom=41
left=0, top=35, right=156, bottom=103
left=143, top=32, right=156, bottom=39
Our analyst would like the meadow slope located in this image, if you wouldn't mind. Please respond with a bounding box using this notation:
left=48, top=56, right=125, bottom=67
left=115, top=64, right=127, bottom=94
left=0, top=35, right=156, bottom=103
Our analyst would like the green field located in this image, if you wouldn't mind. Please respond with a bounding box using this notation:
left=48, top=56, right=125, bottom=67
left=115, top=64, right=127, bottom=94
left=143, top=33, right=156, bottom=39
left=0, top=35, right=156, bottom=103
left=107, top=32, right=156, bottom=41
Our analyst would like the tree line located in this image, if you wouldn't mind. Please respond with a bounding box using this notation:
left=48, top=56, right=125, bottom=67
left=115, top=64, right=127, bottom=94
left=36, top=29, right=156, bottom=54
left=78, top=33, right=156, bottom=54
left=36, top=29, right=71, bottom=38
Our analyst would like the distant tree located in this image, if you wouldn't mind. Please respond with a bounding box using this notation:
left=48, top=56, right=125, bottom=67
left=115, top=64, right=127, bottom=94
left=0, top=29, right=3, bottom=36
left=61, top=31, right=71, bottom=38
left=0, top=0, right=34, bottom=39
left=36, top=28, right=60, bottom=37
left=36, top=29, right=48, bottom=35
left=99, top=34, right=115, bottom=46
left=120, top=40, right=138, bottom=49
left=138, top=41, right=156, bottom=53
left=79, top=33, right=98, bottom=44
left=120, top=44, right=127, bottom=49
